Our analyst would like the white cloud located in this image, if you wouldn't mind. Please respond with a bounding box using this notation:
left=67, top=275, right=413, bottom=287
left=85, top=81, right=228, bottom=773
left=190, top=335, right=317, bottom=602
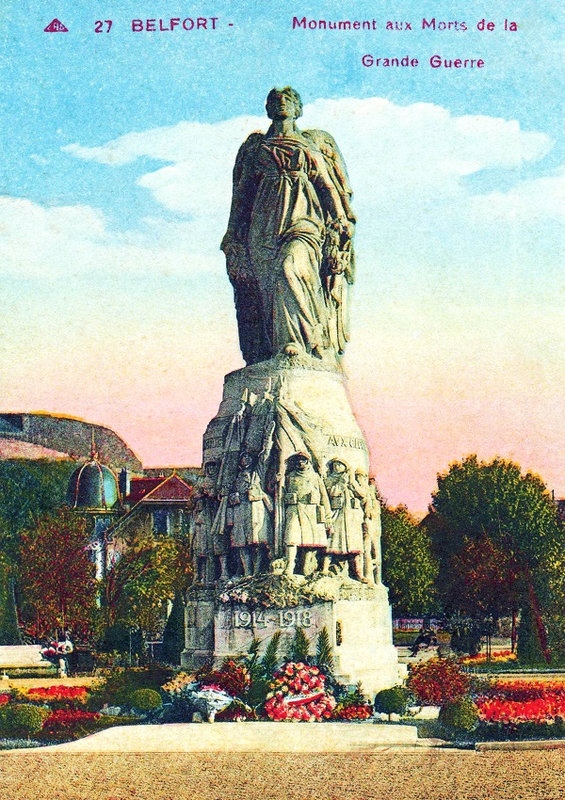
left=64, top=98, right=552, bottom=220
left=5, top=97, right=559, bottom=283
left=0, top=196, right=220, bottom=278
left=469, top=164, right=565, bottom=222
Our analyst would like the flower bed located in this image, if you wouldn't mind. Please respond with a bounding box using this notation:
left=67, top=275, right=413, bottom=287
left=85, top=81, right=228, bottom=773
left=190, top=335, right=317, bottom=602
left=460, top=650, right=517, bottom=667
left=476, top=680, right=565, bottom=725
left=25, top=685, right=89, bottom=709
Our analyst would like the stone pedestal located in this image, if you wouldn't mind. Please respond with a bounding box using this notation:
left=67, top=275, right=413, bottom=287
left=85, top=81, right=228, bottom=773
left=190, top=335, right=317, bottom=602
left=203, top=361, right=370, bottom=503
left=183, top=354, right=399, bottom=693
left=182, top=578, right=399, bottom=695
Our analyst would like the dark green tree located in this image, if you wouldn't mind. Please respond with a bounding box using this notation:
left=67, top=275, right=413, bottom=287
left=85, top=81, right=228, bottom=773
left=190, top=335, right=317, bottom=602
left=381, top=505, right=438, bottom=616
left=0, top=460, right=75, bottom=643
left=161, top=591, right=185, bottom=665
left=429, top=455, right=561, bottom=662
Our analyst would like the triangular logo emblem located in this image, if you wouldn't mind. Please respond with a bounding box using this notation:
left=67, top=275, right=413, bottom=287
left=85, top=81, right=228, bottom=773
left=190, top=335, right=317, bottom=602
left=44, top=19, right=68, bottom=32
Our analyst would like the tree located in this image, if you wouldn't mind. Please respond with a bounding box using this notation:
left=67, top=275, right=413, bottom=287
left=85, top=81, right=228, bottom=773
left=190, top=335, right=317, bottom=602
left=19, top=508, right=98, bottom=640
left=0, top=460, right=76, bottom=644
left=428, top=455, right=562, bottom=661
left=381, top=505, right=438, bottom=616
left=102, top=531, right=193, bottom=644
left=446, top=534, right=522, bottom=622
left=161, top=591, right=185, bottom=665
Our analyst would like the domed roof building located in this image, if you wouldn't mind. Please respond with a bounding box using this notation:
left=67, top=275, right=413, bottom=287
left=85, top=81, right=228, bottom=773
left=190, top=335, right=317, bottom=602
left=66, top=436, right=121, bottom=581
left=66, top=441, right=119, bottom=511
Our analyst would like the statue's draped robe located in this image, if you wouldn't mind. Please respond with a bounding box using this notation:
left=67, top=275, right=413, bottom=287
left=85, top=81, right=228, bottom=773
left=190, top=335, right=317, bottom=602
left=223, top=129, right=355, bottom=364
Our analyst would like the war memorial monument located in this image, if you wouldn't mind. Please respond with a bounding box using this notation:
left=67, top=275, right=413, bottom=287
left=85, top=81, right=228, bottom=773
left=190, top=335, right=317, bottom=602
left=182, top=87, right=399, bottom=694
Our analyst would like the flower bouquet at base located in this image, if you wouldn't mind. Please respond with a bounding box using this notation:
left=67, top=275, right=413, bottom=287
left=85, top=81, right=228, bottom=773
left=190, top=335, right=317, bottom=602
left=162, top=660, right=251, bottom=723
left=264, top=662, right=336, bottom=722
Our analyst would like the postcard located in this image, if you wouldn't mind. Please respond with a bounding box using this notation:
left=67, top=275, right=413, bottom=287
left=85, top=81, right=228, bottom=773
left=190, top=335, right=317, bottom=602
left=1, top=1, right=563, bottom=797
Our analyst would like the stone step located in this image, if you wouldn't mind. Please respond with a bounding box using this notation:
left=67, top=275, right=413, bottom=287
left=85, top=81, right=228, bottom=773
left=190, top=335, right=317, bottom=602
left=33, top=721, right=420, bottom=753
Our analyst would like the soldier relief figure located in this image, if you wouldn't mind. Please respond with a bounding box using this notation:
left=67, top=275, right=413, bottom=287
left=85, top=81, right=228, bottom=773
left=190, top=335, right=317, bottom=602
left=222, top=86, right=356, bottom=366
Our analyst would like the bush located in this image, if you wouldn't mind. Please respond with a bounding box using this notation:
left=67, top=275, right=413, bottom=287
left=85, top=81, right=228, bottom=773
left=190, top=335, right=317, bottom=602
left=374, top=686, right=410, bottom=718
left=87, top=666, right=173, bottom=710
left=407, top=658, right=470, bottom=705
left=438, top=698, right=478, bottom=733
left=0, top=704, right=49, bottom=738
left=517, top=603, right=547, bottom=666
left=128, top=688, right=162, bottom=712
left=162, top=592, right=185, bottom=665
left=40, top=710, right=139, bottom=742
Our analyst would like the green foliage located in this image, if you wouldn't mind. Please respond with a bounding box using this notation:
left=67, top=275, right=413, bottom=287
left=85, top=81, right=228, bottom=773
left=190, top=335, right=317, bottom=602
left=102, top=533, right=191, bottom=636
left=287, top=627, right=310, bottom=662
left=431, top=456, right=559, bottom=560
left=429, top=456, right=560, bottom=603
left=98, top=623, right=141, bottom=656
left=261, top=630, right=281, bottom=678
left=0, top=460, right=76, bottom=643
left=128, top=688, right=163, bottom=711
left=0, top=460, right=75, bottom=559
left=0, top=704, right=49, bottom=738
left=438, top=698, right=478, bottom=732
left=0, top=557, right=21, bottom=645
left=373, top=686, right=410, bottom=719
left=87, top=666, right=173, bottom=710
left=315, top=627, right=334, bottom=677
left=243, top=633, right=281, bottom=708
left=517, top=603, right=546, bottom=666
left=381, top=505, right=438, bottom=616
left=161, top=592, right=185, bottom=665
left=429, top=456, right=562, bottom=660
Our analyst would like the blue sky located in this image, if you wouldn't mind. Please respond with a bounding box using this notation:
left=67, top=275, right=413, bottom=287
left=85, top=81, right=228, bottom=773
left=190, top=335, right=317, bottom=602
left=1, top=1, right=563, bottom=509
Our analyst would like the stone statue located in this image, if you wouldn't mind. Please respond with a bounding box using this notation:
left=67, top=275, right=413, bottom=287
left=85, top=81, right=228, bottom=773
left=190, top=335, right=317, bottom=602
left=355, top=470, right=383, bottom=584
left=222, top=86, right=356, bottom=365
left=323, top=459, right=366, bottom=580
left=192, top=460, right=220, bottom=583
left=283, top=452, right=331, bottom=576
left=228, top=423, right=275, bottom=576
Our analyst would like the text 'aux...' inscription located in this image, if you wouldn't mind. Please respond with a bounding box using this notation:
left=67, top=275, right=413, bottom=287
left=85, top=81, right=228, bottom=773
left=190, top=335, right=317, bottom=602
left=325, top=433, right=367, bottom=450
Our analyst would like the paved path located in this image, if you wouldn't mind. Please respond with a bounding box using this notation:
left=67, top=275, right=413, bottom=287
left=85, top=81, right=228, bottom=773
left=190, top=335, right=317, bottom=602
left=0, top=751, right=563, bottom=799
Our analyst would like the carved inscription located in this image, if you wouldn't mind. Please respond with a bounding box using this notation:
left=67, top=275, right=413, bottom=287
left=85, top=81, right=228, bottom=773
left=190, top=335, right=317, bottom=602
left=233, top=608, right=313, bottom=629
left=325, top=433, right=367, bottom=450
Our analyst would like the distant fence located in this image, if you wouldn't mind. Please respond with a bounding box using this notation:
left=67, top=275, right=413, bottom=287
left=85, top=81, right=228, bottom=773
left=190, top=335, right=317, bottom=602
left=393, top=618, right=441, bottom=631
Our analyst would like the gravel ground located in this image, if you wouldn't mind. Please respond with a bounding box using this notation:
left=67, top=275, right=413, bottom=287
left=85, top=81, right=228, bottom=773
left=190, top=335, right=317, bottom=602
left=0, top=751, right=564, bottom=800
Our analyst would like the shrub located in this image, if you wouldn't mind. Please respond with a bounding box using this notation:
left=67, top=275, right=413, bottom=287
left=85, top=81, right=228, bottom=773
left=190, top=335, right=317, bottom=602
left=373, top=686, right=410, bottom=719
left=87, top=666, right=173, bottom=710
left=128, top=688, right=162, bottom=712
left=333, top=683, right=373, bottom=720
left=407, top=658, right=470, bottom=705
left=162, top=592, right=186, bottom=666
left=0, top=704, right=49, bottom=738
left=438, top=698, right=478, bottom=732
left=517, top=603, right=547, bottom=666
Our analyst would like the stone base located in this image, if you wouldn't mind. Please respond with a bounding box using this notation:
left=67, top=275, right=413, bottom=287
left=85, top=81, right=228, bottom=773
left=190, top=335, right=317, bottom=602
left=182, top=579, right=399, bottom=696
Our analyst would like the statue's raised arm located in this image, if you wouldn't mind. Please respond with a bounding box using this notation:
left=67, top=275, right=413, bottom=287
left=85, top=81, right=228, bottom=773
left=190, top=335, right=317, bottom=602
left=221, top=87, right=356, bottom=367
